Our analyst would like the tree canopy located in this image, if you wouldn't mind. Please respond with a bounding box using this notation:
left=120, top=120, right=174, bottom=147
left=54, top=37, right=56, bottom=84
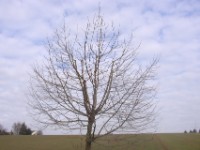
left=29, top=10, right=157, bottom=150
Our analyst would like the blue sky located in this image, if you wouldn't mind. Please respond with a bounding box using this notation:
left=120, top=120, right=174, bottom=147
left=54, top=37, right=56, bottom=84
left=0, top=0, right=200, bottom=134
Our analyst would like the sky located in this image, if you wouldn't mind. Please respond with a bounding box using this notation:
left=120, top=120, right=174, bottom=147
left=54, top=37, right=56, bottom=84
left=0, top=0, right=200, bottom=134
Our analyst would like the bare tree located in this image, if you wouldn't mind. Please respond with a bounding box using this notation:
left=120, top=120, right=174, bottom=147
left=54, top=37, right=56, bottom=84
left=29, top=10, right=157, bottom=150
left=12, top=122, right=21, bottom=135
left=12, top=122, right=32, bottom=135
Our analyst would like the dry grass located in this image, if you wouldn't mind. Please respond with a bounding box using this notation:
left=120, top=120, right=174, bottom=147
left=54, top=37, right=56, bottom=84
left=0, top=134, right=200, bottom=150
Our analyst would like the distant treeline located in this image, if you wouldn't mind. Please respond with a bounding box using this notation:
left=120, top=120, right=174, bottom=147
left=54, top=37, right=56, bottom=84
left=184, top=129, right=200, bottom=133
left=0, top=122, right=42, bottom=135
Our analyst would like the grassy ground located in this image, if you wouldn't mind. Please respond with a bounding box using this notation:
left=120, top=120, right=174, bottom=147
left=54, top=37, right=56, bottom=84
left=0, top=133, right=200, bottom=150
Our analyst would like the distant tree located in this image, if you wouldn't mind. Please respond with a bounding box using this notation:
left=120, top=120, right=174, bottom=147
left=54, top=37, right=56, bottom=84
left=193, top=129, right=197, bottom=133
left=199, top=129, right=200, bottom=133
left=19, top=123, right=32, bottom=135
left=189, top=130, right=192, bottom=133
left=12, top=122, right=21, bottom=135
left=0, top=124, right=9, bottom=135
left=37, top=130, right=43, bottom=135
left=12, top=122, right=32, bottom=135
left=184, top=130, right=187, bottom=134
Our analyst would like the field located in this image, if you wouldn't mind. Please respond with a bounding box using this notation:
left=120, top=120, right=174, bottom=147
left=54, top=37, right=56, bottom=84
left=0, top=134, right=200, bottom=150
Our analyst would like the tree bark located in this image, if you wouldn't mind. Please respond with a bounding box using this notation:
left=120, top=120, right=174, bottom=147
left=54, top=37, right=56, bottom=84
left=85, top=115, right=95, bottom=150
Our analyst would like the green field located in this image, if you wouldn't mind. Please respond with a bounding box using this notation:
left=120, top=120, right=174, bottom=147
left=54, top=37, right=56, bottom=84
left=0, top=134, right=200, bottom=150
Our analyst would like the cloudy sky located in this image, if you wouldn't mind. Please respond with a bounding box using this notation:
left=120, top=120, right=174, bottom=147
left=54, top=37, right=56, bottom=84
left=0, top=0, right=200, bottom=134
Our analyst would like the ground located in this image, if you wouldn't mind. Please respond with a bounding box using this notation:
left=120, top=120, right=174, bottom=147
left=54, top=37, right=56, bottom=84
left=0, top=133, right=200, bottom=150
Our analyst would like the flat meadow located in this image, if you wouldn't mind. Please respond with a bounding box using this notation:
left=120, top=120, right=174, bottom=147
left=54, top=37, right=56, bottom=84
left=0, top=133, right=200, bottom=150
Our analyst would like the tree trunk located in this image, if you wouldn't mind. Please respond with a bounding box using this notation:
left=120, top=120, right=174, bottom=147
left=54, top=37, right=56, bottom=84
left=85, top=139, right=92, bottom=150
left=85, top=116, right=94, bottom=150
